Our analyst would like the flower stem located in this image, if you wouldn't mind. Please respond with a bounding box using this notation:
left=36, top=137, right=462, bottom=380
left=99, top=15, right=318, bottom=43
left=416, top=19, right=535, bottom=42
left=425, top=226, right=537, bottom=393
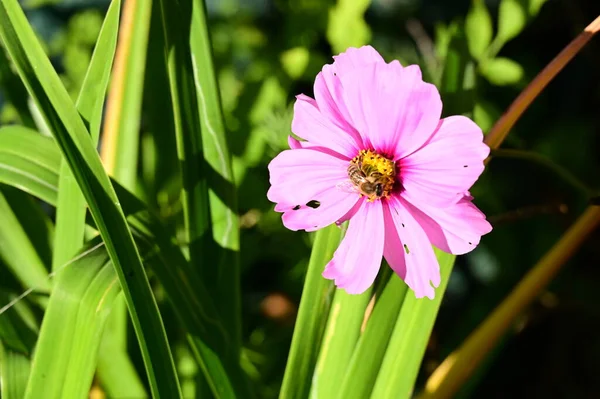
left=490, top=148, right=595, bottom=197
left=485, top=15, right=600, bottom=152
left=419, top=205, right=600, bottom=399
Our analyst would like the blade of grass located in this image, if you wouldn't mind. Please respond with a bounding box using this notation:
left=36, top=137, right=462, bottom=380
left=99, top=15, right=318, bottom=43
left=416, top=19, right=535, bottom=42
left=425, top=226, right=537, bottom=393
left=370, top=250, right=455, bottom=398
left=0, top=0, right=181, bottom=396
left=49, top=0, right=137, bottom=389
left=0, top=188, right=49, bottom=290
left=0, top=45, right=34, bottom=127
left=0, top=344, right=31, bottom=399
left=24, top=242, right=121, bottom=399
left=310, top=288, right=372, bottom=399
left=0, top=127, right=248, bottom=398
left=189, top=0, right=241, bottom=345
left=0, top=292, right=37, bottom=399
left=52, top=0, right=121, bottom=269
left=338, top=274, right=408, bottom=399
left=100, top=0, right=151, bottom=191
left=280, top=224, right=341, bottom=399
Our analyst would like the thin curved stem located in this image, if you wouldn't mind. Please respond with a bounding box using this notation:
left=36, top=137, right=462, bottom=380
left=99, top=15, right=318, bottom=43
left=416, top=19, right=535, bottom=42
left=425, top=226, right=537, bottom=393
left=485, top=15, right=600, bottom=152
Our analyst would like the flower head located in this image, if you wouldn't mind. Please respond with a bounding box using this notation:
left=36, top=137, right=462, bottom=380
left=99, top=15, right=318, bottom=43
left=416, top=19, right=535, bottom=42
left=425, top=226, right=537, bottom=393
left=267, top=46, right=492, bottom=299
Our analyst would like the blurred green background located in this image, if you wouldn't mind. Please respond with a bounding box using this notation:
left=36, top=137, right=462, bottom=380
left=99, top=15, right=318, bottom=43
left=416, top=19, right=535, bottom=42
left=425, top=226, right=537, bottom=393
left=2, top=0, right=600, bottom=397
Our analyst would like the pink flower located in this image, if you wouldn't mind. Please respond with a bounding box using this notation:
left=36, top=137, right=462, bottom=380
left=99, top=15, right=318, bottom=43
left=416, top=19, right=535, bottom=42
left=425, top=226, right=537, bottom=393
left=267, top=46, right=492, bottom=299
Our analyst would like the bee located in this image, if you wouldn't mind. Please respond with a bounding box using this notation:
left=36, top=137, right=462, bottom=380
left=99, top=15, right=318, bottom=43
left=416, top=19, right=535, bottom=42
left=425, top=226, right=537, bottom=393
left=344, top=163, right=387, bottom=200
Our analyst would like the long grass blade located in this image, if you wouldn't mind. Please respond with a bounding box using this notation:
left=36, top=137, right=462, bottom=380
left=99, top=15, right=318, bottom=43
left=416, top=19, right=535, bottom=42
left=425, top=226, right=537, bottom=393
left=280, top=225, right=341, bottom=399
left=0, top=0, right=181, bottom=396
left=0, top=127, right=248, bottom=397
left=310, top=288, right=372, bottom=398
left=24, top=242, right=121, bottom=399
left=370, top=250, right=455, bottom=398
left=189, top=0, right=241, bottom=344
left=338, top=274, right=408, bottom=399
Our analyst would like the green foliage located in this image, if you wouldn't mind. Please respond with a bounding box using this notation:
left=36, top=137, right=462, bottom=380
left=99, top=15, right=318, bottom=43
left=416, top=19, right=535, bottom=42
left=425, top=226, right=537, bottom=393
left=465, top=0, right=493, bottom=61
left=0, top=0, right=596, bottom=398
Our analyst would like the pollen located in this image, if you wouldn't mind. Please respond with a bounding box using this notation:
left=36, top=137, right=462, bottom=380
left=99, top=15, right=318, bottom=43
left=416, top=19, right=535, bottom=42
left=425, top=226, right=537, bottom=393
left=348, top=150, right=397, bottom=201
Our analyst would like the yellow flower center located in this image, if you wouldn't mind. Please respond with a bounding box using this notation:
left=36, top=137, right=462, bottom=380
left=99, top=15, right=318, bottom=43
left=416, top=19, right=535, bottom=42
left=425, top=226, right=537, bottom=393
left=348, top=150, right=396, bottom=201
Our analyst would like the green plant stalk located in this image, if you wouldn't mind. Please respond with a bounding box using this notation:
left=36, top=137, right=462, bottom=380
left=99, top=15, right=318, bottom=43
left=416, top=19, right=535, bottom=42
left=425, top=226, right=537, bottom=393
left=189, top=0, right=241, bottom=345
left=0, top=0, right=182, bottom=396
left=310, top=287, right=372, bottom=399
left=338, top=274, right=408, bottom=399
left=280, top=225, right=342, bottom=399
left=370, top=249, right=455, bottom=398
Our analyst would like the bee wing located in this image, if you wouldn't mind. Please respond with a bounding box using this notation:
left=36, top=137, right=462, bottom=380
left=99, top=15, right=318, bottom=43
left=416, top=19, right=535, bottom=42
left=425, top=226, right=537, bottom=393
left=335, top=180, right=360, bottom=194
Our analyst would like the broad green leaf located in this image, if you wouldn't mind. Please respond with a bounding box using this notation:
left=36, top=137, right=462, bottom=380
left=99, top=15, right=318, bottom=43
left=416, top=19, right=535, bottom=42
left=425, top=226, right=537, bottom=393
left=480, top=57, right=524, bottom=86
left=327, top=0, right=372, bottom=54
left=25, top=242, right=121, bottom=399
left=497, top=0, right=527, bottom=44
left=280, top=225, right=341, bottom=399
left=370, top=250, right=456, bottom=398
left=311, top=288, right=372, bottom=399
left=0, top=188, right=49, bottom=290
left=190, top=0, right=241, bottom=346
left=338, top=274, right=408, bottom=399
left=0, top=0, right=181, bottom=396
left=465, top=0, right=493, bottom=60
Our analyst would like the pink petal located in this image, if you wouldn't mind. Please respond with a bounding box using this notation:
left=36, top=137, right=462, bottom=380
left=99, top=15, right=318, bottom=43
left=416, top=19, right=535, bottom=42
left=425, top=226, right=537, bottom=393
left=313, top=46, right=384, bottom=143
left=267, top=148, right=346, bottom=205
left=267, top=148, right=359, bottom=231
left=338, top=62, right=442, bottom=157
left=331, top=46, right=386, bottom=75
left=281, top=187, right=360, bottom=232
left=405, top=195, right=492, bottom=255
left=383, top=197, right=440, bottom=299
left=323, top=200, right=385, bottom=294
left=400, top=116, right=489, bottom=207
left=292, top=94, right=361, bottom=158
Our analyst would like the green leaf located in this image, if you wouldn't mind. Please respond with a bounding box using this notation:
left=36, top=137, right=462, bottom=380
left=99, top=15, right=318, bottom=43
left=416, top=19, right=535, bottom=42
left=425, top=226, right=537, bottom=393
left=480, top=57, right=524, bottom=86
left=465, top=0, right=493, bottom=60
left=327, top=0, right=372, bottom=54
left=0, top=344, right=31, bottom=399
left=310, top=288, right=372, bottom=398
left=0, top=45, right=34, bottom=127
left=0, top=124, right=246, bottom=399
left=24, top=242, right=121, bottom=399
left=0, top=0, right=181, bottom=396
left=338, top=274, right=408, bottom=399
left=528, top=0, right=548, bottom=16
left=370, top=250, right=456, bottom=398
left=53, top=0, right=121, bottom=268
left=280, top=225, right=341, bottom=399
left=0, top=188, right=49, bottom=290
left=101, top=0, right=151, bottom=191
left=190, top=0, right=241, bottom=346
left=497, top=0, right=527, bottom=44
